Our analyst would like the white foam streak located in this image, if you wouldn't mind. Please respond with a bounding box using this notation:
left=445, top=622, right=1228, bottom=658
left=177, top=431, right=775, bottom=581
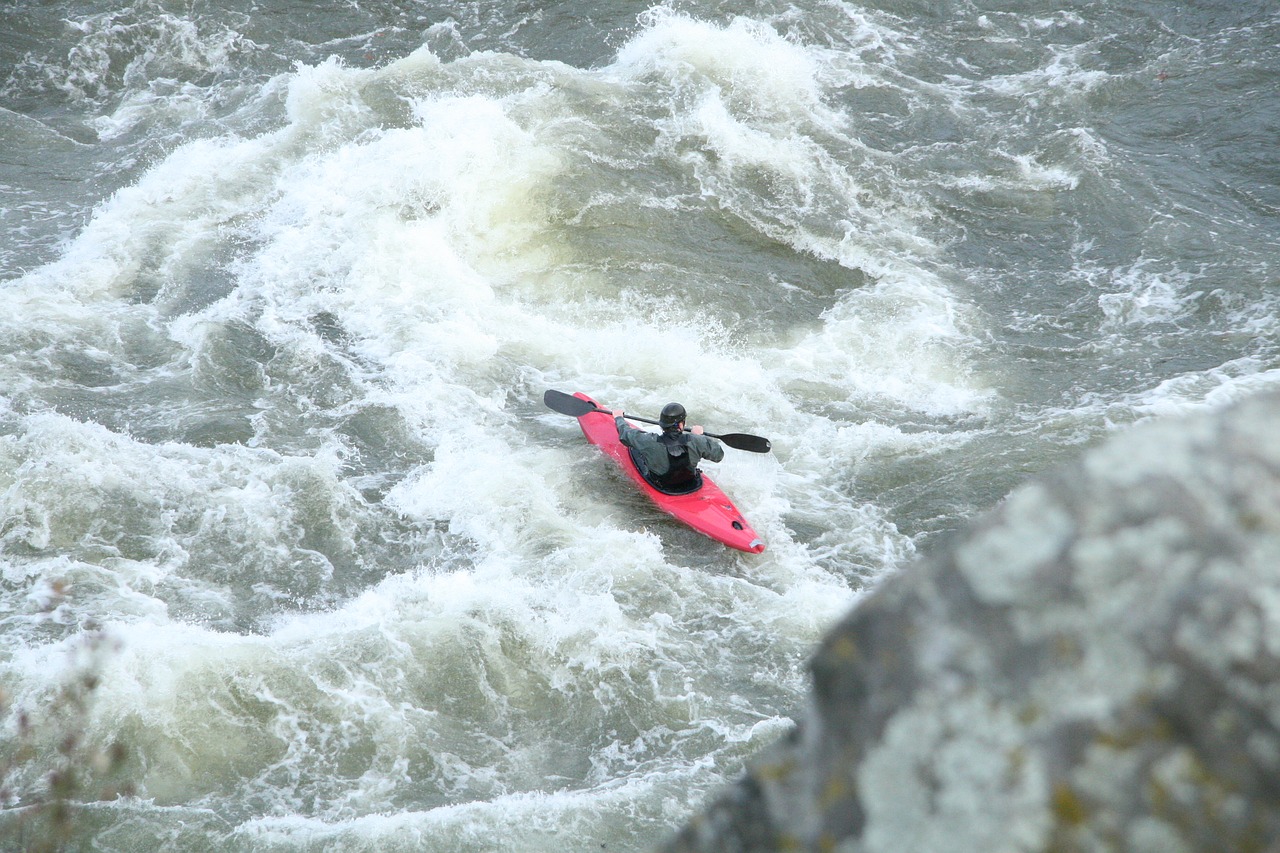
left=611, top=11, right=832, bottom=124
left=384, top=434, right=574, bottom=553
left=0, top=411, right=368, bottom=634
left=54, top=5, right=254, bottom=107
left=775, top=272, right=994, bottom=418
left=5, top=131, right=279, bottom=308
left=980, top=43, right=1111, bottom=104
left=1130, top=358, right=1280, bottom=422
left=1097, top=263, right=1201, bottom=328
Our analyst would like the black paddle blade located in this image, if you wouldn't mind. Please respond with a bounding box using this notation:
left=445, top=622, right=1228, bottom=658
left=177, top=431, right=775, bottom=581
left=543, top=389, right=601, bottom=417
left=714, top=433, right=772, bottom=454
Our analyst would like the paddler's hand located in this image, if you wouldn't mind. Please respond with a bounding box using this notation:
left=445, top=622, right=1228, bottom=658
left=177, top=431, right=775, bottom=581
left=612, top=409, right=624, bottom=418
left=691, top=425, right=705, bottom=435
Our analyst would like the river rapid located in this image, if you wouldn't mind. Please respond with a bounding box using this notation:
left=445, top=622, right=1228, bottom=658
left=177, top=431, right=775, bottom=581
left=2, top=1, right=1278, bottom=850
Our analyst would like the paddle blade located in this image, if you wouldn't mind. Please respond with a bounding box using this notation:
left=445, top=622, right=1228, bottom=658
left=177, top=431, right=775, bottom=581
left=543, top=389, right=601, bottom=417
left=714, top=432, right=772, bottom=454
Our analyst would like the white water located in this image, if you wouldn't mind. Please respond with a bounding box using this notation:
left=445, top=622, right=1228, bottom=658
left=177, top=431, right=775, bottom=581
left=3, top=1, right=1278, bottom=850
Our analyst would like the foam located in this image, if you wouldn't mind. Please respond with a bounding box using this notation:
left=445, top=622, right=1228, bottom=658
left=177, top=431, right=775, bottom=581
left=610, top=11, right=831, bottom=122
left=979, top=43, right=1112, bottom=103
left=1131, top=359, right=1280, bottom=422
left=1097, top=262, right=1202, bottom=328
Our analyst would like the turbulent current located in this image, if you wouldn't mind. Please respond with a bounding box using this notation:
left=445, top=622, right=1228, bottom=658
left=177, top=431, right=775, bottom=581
left=1, top=1, right=1277, bottom=850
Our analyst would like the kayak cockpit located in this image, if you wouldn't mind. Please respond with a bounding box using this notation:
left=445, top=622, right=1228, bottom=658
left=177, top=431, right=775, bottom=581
left=627, top=446, right=705, bottom=495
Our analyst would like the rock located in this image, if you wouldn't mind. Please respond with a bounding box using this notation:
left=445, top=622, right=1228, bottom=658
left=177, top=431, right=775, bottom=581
left=662, top=392, right=1280, bottom=853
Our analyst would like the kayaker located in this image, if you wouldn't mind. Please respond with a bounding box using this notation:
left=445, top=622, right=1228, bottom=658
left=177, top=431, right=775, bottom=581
left=612, top=403, right=724, bottom=493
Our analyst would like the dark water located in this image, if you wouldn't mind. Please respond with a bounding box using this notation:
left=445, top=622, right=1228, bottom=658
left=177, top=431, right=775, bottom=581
left=2, top=1, right=1277, bottom=850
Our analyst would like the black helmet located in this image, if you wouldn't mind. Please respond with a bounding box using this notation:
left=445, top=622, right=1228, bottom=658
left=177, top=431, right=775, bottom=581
left=659, top=402, right=686, bottom=431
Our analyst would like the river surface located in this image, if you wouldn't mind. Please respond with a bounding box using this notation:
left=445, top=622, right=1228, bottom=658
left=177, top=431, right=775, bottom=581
left=2, top=1, right=1277, bottom=850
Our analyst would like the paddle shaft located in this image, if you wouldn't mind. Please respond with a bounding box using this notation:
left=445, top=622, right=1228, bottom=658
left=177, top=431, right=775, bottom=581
left=543, top=390, right=771, bottom=453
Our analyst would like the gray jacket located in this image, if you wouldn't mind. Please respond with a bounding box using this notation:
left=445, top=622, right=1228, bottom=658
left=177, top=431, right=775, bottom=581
left=615, top=417, right=724, bottom=477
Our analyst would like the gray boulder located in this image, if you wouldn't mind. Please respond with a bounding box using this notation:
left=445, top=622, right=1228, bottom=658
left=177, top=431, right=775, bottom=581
left=663, top=391, right=1280, bottom=853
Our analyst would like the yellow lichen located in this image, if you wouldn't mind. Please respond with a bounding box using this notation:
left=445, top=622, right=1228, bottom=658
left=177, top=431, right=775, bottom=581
left=829, top=634, right=859, bottom=662
left=1052, top=783, right=1088, bottom=826
left=819, top=774, right=849, bottom=810
left=753, top=759, right=796, bottom=784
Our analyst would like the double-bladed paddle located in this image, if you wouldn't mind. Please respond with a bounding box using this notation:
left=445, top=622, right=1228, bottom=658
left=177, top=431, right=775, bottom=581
left=543, top=389, right=772, bottom=454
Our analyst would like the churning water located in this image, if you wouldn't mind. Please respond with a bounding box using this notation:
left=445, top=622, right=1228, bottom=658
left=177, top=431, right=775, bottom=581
left=2, top=0, right=1277, bottom=850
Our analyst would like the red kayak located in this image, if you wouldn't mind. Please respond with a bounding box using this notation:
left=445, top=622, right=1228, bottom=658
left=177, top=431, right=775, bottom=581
left=569, top=392, right=765, bottom=554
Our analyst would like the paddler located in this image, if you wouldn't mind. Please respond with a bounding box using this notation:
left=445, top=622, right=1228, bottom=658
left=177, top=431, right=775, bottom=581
left=612, top=403, right=724, bottom=493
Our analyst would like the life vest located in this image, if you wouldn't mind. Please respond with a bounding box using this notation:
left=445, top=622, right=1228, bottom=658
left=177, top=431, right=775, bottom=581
left=654, top=431, right=698, bottom=490
left=624, top=429, right=705, bottom=495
